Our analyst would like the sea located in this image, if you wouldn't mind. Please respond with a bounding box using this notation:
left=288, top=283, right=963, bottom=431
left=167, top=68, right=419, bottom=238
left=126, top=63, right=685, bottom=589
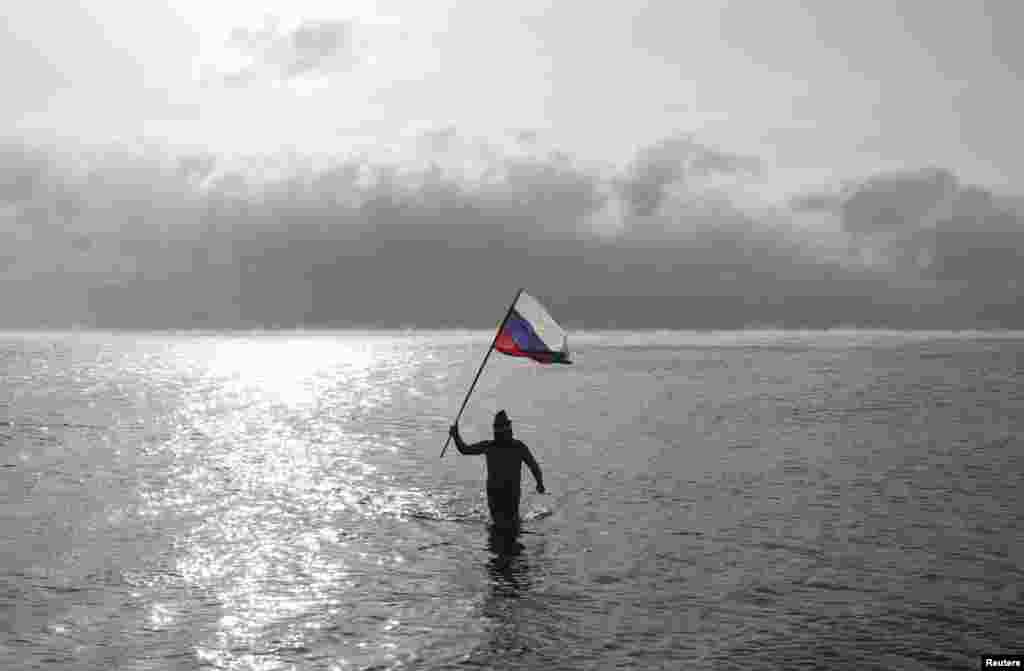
left=0, top=330, right=1020, bottom=670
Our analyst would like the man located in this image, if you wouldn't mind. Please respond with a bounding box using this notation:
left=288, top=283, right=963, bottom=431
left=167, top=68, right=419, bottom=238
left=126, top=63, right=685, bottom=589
left=449, top=410, right=545, bottom=531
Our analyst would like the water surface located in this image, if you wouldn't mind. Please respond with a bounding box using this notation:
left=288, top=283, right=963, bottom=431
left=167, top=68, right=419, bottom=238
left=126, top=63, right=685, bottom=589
left=0, top=330, right=1020, bottom=669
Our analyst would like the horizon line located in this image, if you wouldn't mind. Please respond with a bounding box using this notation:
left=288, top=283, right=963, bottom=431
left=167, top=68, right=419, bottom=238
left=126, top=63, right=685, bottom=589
left=4, top=326, right=1024, bottom=337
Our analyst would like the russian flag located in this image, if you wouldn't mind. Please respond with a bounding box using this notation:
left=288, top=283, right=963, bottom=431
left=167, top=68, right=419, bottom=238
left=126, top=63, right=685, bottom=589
left=494, top=291, right=571, bottom=364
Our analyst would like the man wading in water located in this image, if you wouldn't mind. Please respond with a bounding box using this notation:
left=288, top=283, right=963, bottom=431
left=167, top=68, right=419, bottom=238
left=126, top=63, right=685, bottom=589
left=449, top=410, right=545, bottom=531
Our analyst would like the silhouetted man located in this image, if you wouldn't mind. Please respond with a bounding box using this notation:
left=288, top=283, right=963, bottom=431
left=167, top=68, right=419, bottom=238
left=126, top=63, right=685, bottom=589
left=449, top=410, right=545, bottom=531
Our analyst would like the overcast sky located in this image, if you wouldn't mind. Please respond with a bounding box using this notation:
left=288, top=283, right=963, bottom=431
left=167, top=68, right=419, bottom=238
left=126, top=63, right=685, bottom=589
left=7, top=1, right=1023, bottom=187
left=3, top=1, right=1023, bottom=328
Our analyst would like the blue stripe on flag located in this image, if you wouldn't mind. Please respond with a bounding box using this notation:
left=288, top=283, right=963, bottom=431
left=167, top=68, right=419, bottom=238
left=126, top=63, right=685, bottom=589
left=504, top=309, right=552, bottom=353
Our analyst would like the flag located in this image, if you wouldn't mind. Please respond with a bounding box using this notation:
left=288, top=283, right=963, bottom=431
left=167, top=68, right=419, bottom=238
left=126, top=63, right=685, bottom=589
left=494, top=291, right=571, bottom=364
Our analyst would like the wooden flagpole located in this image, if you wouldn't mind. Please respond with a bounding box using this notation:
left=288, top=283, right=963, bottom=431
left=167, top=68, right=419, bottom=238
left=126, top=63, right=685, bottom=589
left=440, top=288, right=524, bottom=458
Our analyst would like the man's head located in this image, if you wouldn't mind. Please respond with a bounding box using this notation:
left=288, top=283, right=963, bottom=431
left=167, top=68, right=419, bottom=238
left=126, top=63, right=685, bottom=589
left=493, top=410, right=513, bottom=440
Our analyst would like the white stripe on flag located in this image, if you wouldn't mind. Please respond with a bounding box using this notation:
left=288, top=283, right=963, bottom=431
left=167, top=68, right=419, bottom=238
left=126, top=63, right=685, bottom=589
left=515, top=291, right=568, bottom=353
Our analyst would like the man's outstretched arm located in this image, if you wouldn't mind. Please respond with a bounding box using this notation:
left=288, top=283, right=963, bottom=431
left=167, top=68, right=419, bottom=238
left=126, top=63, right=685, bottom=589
left=523, top=446, right=546, bottom=493
left=450, top=425, right=487, bottom=455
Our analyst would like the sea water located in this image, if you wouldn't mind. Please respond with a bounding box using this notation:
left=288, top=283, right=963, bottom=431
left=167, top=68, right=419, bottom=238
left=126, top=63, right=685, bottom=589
left=0, top=330, right=1021, bottom=670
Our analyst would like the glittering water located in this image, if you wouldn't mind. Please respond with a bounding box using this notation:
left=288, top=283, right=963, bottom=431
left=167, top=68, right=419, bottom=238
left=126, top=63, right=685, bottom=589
left=0, top=330, right=1021, bottom=670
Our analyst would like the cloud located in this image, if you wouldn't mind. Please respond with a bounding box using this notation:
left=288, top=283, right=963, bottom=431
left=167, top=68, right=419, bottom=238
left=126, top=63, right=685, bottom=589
left=2, top=132, right=1022, bottom=329
left=218, top=18, right=356, bottom=86
left=791, top=168, right=962, bottom=234
left=790, top=167, right=1024, bottom=311
left=928, top=188, right=1024, bottom=286
left=789, top=191, right=841, bottom=213
left=615, top=135, right=760, bottom=217
left=839, top=168, right=960, bottom=234
left=512, top=129, right=539, bottom=145
left=0, top=140, right=73, bottom=205
left=418, top=125, right=459, bottom=154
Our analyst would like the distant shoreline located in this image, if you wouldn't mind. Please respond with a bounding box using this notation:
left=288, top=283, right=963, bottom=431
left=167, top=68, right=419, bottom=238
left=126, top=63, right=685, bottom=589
left=3, top=327, right=1024, bottom=338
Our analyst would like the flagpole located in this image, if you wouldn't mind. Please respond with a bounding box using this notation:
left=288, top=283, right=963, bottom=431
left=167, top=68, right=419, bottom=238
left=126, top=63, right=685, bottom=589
left=440, top=287, right=524, bottom=458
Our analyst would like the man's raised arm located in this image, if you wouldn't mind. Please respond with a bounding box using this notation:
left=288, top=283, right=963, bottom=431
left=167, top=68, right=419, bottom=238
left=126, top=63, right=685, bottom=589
left=450, top=425, right=487, bottom=455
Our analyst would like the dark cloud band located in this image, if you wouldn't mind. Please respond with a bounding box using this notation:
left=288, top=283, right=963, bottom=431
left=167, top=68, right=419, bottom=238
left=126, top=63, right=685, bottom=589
left=1, top=133, right=1021, bottom=329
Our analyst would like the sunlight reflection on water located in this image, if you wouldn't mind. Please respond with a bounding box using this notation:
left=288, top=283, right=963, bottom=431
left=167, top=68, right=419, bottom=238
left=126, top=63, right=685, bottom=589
left=134, top=334, right=444, bottom=670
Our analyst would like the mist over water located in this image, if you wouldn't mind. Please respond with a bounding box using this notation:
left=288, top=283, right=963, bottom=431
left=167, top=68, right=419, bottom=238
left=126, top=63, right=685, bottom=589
left=0, top=330, right=1020, bottom=669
